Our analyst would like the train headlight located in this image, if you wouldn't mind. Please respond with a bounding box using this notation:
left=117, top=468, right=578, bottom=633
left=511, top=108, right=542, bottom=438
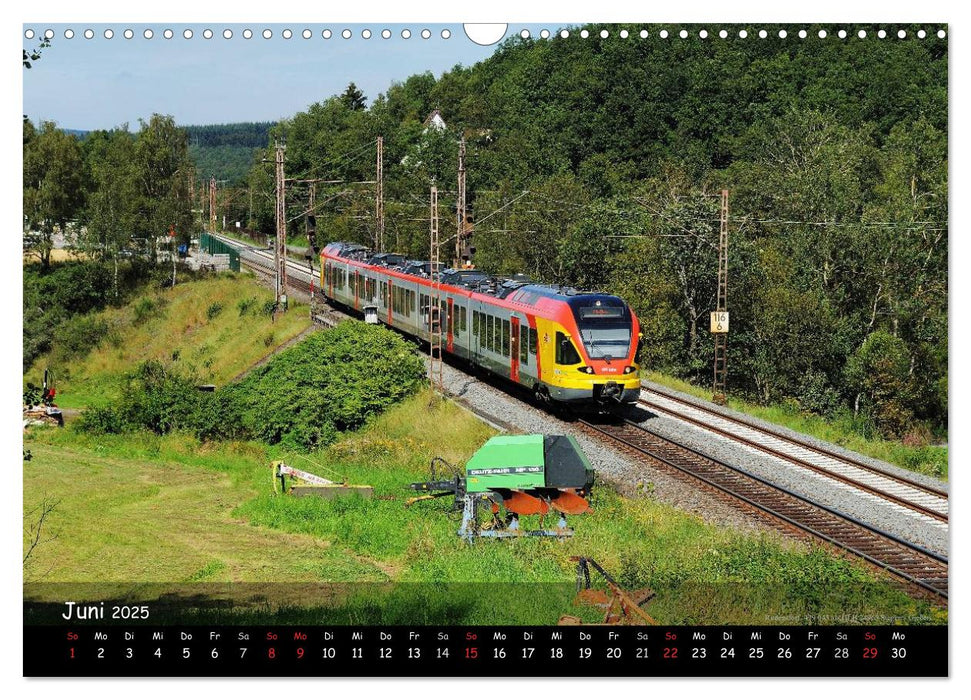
left=577, top=366, right=595, bottom=374
left=623, top=366, right=636, bottom=374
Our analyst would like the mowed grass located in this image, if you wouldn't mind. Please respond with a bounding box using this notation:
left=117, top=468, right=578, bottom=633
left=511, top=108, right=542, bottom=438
left=23, top=430, right=387, bottom=584
left=24, top=391, right=943, bottom=625
left=647, top=371, right=948, bottom=479
left=26, top=274, right=311, bottom=409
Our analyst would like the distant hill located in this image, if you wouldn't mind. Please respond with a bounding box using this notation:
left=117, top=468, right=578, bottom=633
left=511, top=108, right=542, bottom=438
left=184, top=122, right=274, bottom=184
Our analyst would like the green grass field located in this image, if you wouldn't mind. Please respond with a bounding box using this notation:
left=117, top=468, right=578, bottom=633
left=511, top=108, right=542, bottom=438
left=23, top=391, right=943, bottom=626
left=646, top=372, right=948, bottom=480
left=25, top=274, right=311, bottom=409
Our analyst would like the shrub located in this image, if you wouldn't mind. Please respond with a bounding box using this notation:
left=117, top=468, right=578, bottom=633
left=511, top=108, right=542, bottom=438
left=263, top=332, right=275, bottom=347
left=133, top=296, right=167, bottom=326
left=225, top=322, right=426, bottom=450
left=51, top=315, right=110, bottom=360
left=261, top=299, right=278, bottom=316
left=236, top=296, right=257, bottom=316
left=206, top=302, right=224, bottom=320
left=76, top=405, right=128, bottom=434
left=23, top=382, right=42, bottom=406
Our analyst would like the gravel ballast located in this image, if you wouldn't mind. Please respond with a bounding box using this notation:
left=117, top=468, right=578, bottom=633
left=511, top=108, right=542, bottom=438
left=636, top=382, right=949, bottom=557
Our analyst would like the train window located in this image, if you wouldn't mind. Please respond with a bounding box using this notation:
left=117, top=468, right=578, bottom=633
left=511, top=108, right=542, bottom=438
left=486, top=316, right=494, bottom=352
left=460, top=307, right=467, bottom=332
left=529, top=328, right=537, bottom=355
left=520, top=325, right=528, bottom=362
left=473, top=311, right=480, bottom=337
left=555, top=332, right=582, bottom=365
left=502, top=319, right=510, bottom=357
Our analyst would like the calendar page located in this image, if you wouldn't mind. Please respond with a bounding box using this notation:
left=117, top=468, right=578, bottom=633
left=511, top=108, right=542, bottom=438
left=21, top=12, right=949, bottom=679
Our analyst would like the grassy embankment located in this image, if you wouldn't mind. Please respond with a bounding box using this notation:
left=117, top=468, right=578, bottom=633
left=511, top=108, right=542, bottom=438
left=647, top=372, right=948, bottom=480
left=24, top=389, right=942, bottom=625
left=25, top=274, right=311, bottom=409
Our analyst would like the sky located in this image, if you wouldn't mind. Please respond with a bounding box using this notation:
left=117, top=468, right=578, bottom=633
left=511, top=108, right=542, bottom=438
left=22, top=23, right=557, bottom=131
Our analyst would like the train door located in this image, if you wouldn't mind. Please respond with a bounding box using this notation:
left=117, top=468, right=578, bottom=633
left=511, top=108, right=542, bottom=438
left=446, top=298, right=454, bottom=353
left=384, top=279, right=391, bottom=325
left=353, top=271, right=360, bottom=310
left=510, top=316, right=520, bottom=383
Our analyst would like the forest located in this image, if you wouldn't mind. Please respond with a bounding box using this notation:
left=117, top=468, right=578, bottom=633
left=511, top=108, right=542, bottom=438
left=185, top=122, right=273, bottom=183
left=23, top=24, right=947, bottom=441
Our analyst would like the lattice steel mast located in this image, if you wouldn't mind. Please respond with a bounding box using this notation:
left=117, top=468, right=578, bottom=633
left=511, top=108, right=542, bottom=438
left=429, top=186, right=444, bottom=392
left=712, top=189, right=729, bottom=403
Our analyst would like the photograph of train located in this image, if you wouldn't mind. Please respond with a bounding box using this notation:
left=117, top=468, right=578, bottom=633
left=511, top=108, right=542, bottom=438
left=21, top=17, right=949, bottom=680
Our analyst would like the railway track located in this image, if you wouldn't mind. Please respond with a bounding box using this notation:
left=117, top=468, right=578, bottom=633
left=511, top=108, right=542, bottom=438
left=211, top=232, right=949, bottom=602
left=210, top=233, right=318, bottom=293
left=638, top=386, right=948, bottom=525
left=210, top=233, right=342, bottom=326
left=579, top=417, right=948, bottom=603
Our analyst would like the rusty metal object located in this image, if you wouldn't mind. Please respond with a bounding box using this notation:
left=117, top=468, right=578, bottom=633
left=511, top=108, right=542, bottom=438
left=559, top=556, right=658, bottom=626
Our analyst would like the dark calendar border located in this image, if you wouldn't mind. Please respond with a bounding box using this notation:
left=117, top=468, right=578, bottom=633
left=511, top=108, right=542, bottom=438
left=25, top=625, right=947, bottom=677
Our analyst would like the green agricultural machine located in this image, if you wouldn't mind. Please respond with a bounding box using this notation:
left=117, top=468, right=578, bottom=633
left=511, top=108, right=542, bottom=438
left=408, top=434, right=595, bottom=541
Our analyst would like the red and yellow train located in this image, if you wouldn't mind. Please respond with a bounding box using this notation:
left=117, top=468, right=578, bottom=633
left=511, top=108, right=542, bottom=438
left=320, top=242, right=641, bottom=406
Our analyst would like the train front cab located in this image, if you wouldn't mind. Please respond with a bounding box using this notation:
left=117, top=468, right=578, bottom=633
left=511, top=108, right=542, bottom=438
left=535, top=297, right=641, bottom=405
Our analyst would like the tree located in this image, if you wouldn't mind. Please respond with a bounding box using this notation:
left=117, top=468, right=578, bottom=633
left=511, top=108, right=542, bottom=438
left=80, top=129, right=140, bottom=262
left=845, top=330, right=916, bottom=438
left=340, top=82, right=367, bottom=111
left=132, top=115, right=194, bottom=250
left=23, top=122, right=85, bottom=268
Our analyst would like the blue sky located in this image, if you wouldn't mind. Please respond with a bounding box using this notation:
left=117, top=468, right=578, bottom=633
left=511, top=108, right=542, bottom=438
left=21, top=24, right=563, bottom=131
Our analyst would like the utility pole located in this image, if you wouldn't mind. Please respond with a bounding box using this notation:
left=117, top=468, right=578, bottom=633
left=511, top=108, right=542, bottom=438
left=711, top=189, right=729, bottom=404
left=208, top=175, right=217, bottom=233
left=274, top=140, right=288, bottom=313
left=188, top=175, right=195, bottom=229
left=455, top=137, right=467, bottom=268
left=306, top=181, right=316, bottom=242
left=429, top=186, right=444, bottom=394
left=376, top=135, right=385, bottom=252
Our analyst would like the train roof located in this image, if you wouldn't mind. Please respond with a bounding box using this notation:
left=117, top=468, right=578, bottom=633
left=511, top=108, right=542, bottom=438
left=321, top=242, right=629, bottom=314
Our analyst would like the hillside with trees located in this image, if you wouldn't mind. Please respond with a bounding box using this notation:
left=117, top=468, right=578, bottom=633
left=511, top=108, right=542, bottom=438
left=185, top=122, right=273, bottom=183
left=240, top=24, right=947, bottom=441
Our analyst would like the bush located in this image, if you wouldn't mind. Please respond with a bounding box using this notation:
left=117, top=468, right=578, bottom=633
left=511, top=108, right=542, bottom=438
left=51, top=315, right=110, bottom=360
left=132, top=296, right=167, bottom=326
left=76, top=405, right=128, bottom=434
left=23, top=382, right=42, bottom=406
left=845, top=331, right=917, bottom=438
left=261, top=299, right=278, bottom=316
left=206, top=302, right=224, bottom=320
left=225, top=322, right=426, bottom=450
left=236, top=297, right=257, bottom=316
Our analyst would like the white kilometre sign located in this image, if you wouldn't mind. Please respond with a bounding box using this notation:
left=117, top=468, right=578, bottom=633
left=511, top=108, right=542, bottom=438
left=710, top=311, right=729, bottom=333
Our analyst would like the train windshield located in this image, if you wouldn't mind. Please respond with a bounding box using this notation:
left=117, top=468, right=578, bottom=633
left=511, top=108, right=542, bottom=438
left=570, top=297, right=632, bottom=361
